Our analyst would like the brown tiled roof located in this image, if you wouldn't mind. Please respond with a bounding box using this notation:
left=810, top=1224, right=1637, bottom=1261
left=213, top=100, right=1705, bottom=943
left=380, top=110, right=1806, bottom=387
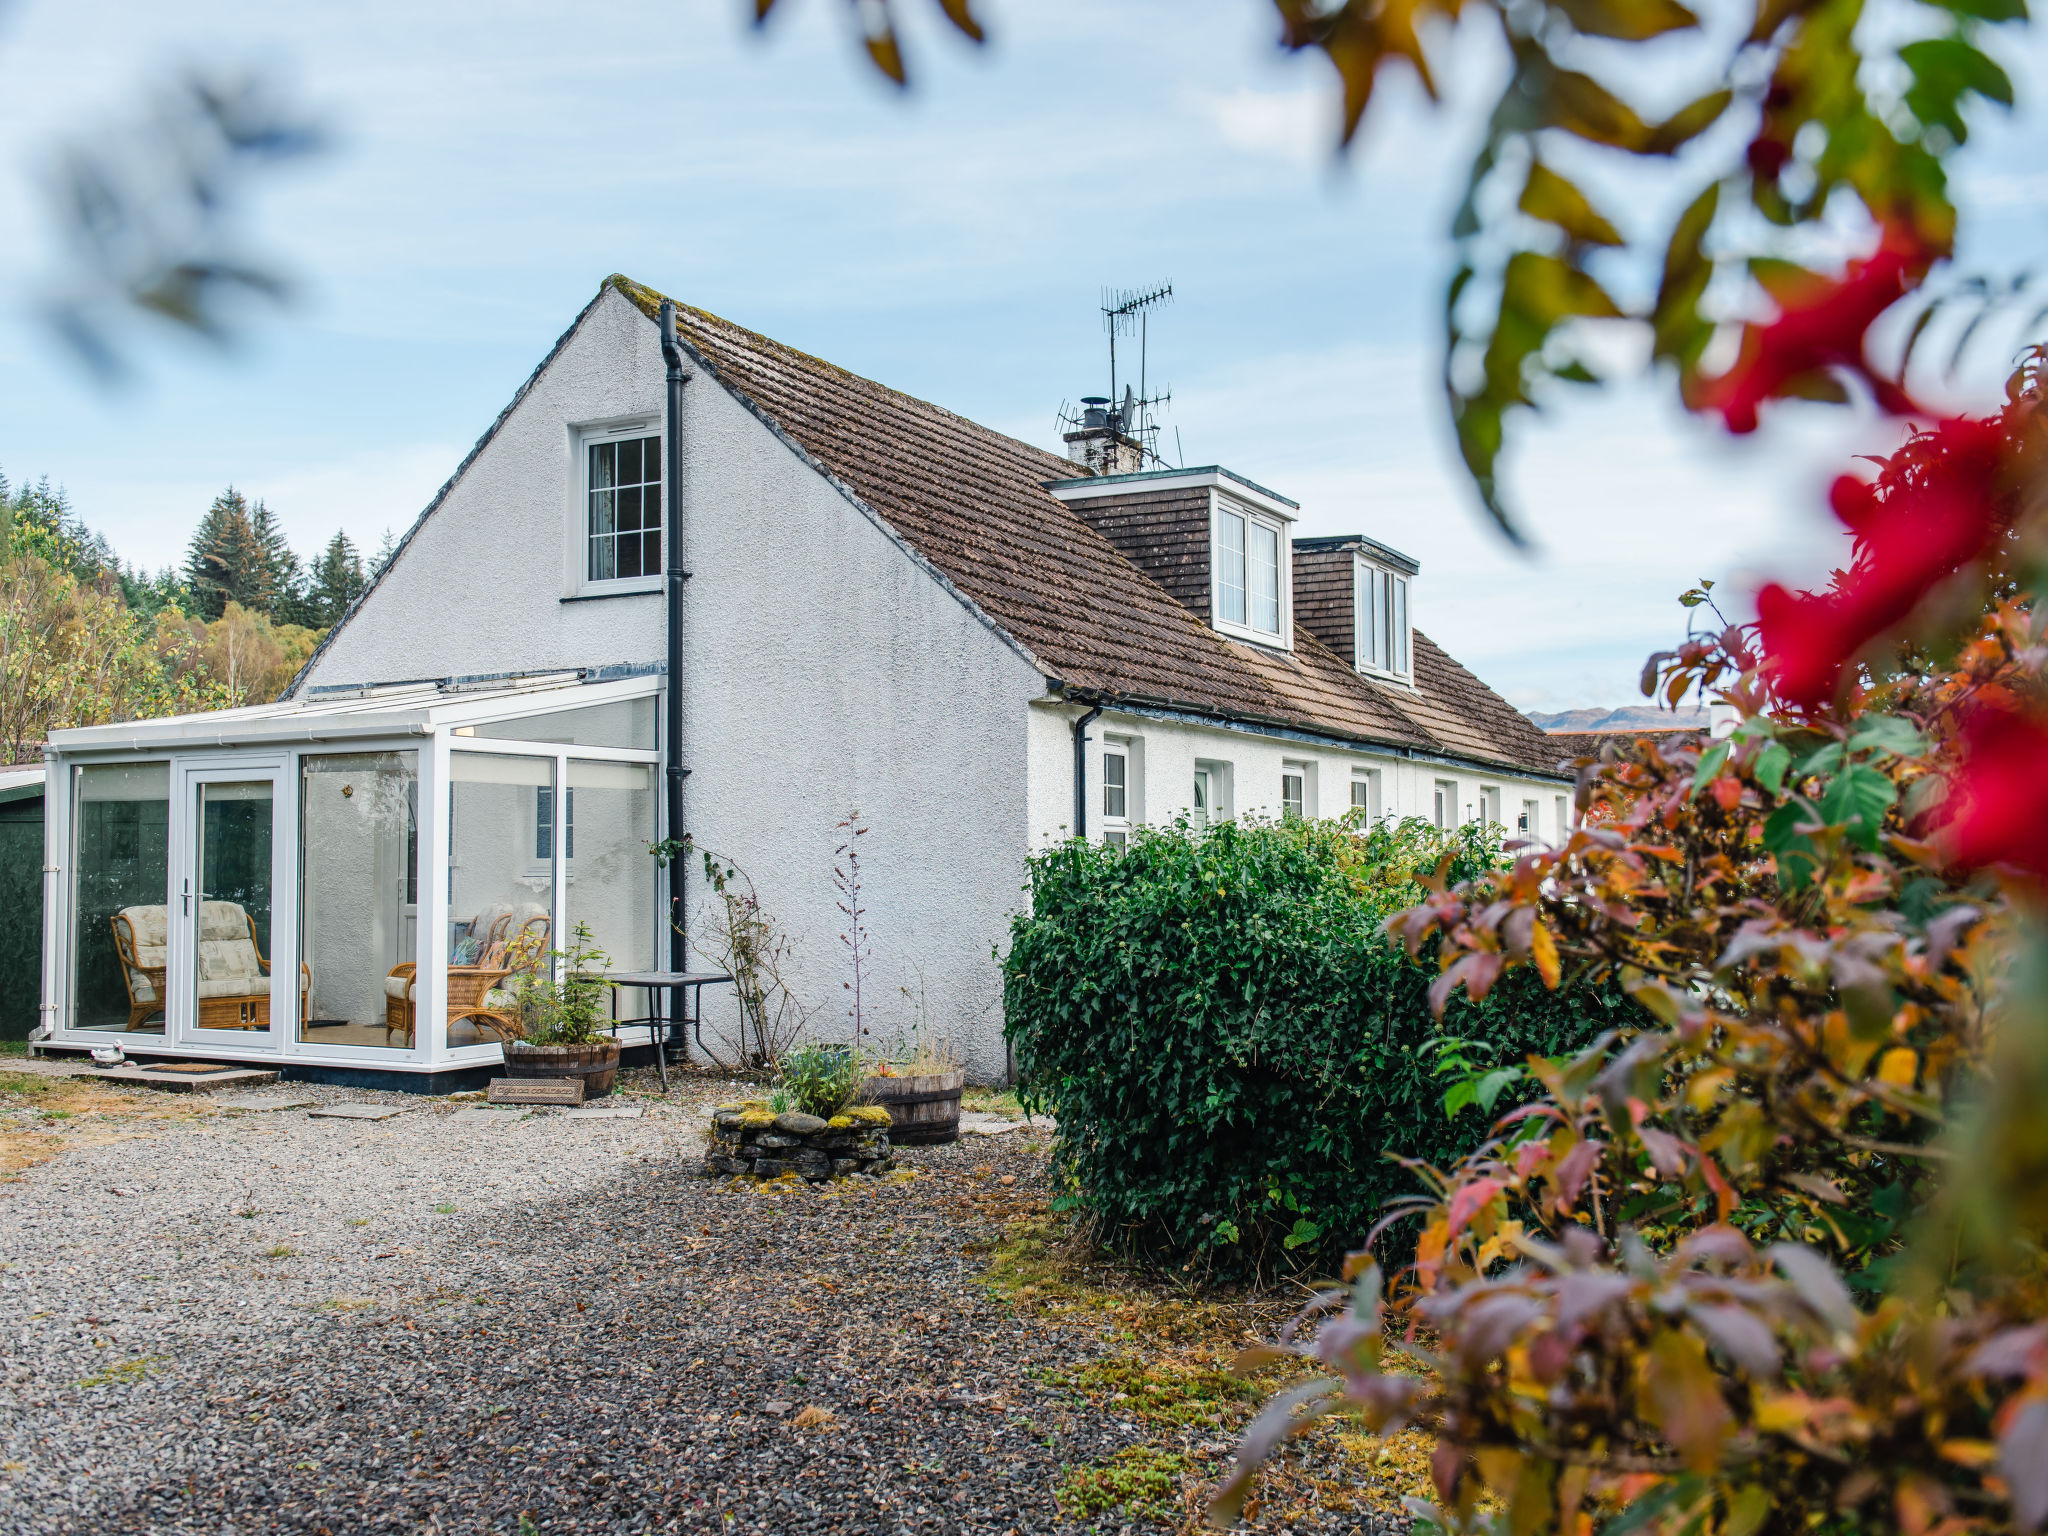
left=610, top=277, right=1565, bottom=778
left=1543, top=727, right=1701, bottom=764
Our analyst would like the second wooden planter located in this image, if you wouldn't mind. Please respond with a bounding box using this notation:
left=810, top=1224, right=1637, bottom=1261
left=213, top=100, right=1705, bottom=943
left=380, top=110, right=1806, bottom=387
left=857, top=1068, right=965, bottom=1145
left=501, top=1039, right=621, bottom=1098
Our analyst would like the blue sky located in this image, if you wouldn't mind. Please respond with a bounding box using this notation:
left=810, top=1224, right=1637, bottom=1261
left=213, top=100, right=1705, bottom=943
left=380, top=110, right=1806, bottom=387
left=1, top=0, right=2043, bottom=710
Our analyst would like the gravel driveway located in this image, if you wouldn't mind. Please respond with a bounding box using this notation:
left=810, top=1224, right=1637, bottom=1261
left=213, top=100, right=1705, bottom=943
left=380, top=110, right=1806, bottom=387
left=0, top=1075, right=1401, bottom=1536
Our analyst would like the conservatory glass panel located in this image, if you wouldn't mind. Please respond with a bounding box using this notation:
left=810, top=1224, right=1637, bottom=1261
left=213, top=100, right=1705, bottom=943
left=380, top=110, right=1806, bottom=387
left=448, top=753, right=554, bottom=1049
left=73, top=762, right=170, bottom=1034
left=563, top=759, right=656, bottom=1028
left=299, top=752, right=418, bottom=1050
left=470, top=696, right=656, bottom=750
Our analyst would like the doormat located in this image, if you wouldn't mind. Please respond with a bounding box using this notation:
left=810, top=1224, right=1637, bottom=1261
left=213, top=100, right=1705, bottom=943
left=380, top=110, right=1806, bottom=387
left=141, top=1063, right=240, bottom=1075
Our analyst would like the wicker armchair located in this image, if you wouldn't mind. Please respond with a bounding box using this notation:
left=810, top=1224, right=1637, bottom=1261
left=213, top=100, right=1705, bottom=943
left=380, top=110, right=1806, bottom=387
left=382, top=905, right=550, bottom=1047
left=113, top=902, right=305, bottom=1031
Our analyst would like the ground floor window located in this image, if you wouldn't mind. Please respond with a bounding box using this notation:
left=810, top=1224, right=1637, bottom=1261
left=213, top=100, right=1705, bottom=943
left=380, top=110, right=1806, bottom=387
left=562, top=758, right=656, bottom=1023
left=1433, top=779, right=1456, bottom=830
left=446, top=753, right=555, bottom=1049
left=1281, top=765, right=1306, bottom=821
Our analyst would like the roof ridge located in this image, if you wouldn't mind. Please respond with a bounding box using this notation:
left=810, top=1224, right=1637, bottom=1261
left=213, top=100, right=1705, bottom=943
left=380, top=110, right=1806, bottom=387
left=607, top=275, right=1076, bottom=477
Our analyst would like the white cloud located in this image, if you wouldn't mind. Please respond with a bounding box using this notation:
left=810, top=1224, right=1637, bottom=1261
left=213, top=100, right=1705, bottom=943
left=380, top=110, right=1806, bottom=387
left=1194, top=85, right=1330, bottom=164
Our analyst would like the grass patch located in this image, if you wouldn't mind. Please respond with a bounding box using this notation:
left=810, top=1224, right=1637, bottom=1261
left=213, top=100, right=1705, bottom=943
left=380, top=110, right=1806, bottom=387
left=345, top=1217, right=369, bottom=1228
left=960, top=1085, right=1027, bottom=1117
left=1058, top=1445, right=1195, bottom=1524
left=73, top=1355, right=159, bottom=1390
left=1051, top=1352, right=1259, bottom=1431
left=432, top=1202, right=457, bottom=1214
left=0, top=1040, right=30, bottom=1059
left=265, top=1244, right=296, bottom=1259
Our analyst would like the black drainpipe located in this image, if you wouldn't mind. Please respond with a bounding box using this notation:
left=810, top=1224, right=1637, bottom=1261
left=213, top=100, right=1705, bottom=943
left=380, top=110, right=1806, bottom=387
left=1071, top=703, right=1103, bottom=840
left=659, top=301, right=690, bottom=990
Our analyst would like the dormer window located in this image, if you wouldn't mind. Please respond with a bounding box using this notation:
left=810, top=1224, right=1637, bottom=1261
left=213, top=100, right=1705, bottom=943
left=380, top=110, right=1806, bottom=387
left=1356, top=560, right=1411, bottom=679
left=1213, top=497, right=1288, bottom=644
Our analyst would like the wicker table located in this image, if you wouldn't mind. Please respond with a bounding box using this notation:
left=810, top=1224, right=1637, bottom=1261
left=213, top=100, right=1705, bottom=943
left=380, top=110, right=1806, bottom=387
left=598, top=971, right=735, bottom=1092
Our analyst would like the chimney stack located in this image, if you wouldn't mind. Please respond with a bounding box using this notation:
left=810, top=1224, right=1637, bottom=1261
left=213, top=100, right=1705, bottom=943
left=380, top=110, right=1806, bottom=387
left=1063, top=393, right=1147, bottom=476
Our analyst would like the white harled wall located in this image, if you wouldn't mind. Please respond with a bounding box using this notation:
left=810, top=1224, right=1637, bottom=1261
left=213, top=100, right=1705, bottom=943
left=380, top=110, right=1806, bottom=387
left=304, top=286, right=1045, bottom=1080
left=1027, top=700, right=1572, bottom=848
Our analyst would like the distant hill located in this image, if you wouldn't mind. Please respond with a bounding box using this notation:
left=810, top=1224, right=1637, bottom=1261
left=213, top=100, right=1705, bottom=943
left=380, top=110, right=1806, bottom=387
left=1527, top=705, right=1709, bottom=734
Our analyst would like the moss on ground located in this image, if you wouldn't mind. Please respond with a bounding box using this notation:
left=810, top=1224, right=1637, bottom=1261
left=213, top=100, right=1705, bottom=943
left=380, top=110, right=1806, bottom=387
left=0, top=1071, right=215, bottom=1180
left=1057, top=1445, right=1195, bottom=1524
left=983, top=1205, right=1439, bottom=1528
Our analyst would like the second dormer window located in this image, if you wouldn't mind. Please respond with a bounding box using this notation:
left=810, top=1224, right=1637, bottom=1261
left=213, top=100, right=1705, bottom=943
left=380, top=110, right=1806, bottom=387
left=1357, top=562, right=1411, bottom=677
left=1216, top=502, right=1284, bottom=640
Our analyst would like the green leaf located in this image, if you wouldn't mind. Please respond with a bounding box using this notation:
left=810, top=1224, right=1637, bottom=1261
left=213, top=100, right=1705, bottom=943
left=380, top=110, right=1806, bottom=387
left=1690, top=741, right=1730, bottom=797
left=1762, top=802, right=1821, bottom=889
left=1900, top=34, right=2014, bottom=145
left=1644, top=88, right=1734, bottom=154
left=1849, top=713, right=1929, bottom=759
left=1283, top=1216, right=1324, bottom=1250
left=1791, top=742, right=1844, bottom=781
left=1550, top=0, right=1699, bottom=38
left=1519, top=161, right=1625, bottom=245
left=1753, top=741, right=1792, bottom=796
left=1651, top=182, right=1717, bottom=370
left=1820, top=764, right=1898, bottom=851
left=1932, top=0, right=2027, bottom=19
left=1544, top=66, right=1660, bottom=151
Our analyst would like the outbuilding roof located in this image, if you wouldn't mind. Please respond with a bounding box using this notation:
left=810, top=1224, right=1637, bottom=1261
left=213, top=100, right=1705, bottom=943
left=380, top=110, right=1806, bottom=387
left=611, top=277, right=1566, bottom=779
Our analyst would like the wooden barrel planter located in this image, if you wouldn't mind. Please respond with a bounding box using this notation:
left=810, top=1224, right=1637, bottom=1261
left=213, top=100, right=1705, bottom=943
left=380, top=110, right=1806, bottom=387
left=857, top=1068, right=965, bottom=1145
left=501, top=1039, right=621, bottom=1098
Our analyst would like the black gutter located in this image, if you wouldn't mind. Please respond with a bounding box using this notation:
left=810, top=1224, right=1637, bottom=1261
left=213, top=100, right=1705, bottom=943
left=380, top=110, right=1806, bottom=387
left=659, top=301, right=691, bottom=984
left=1071, top=703, right=1103, bottom=839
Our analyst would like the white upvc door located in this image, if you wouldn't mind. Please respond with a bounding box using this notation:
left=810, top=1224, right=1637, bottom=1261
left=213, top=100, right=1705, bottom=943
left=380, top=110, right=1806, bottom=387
left=168, top=759, right=293, bottom=1053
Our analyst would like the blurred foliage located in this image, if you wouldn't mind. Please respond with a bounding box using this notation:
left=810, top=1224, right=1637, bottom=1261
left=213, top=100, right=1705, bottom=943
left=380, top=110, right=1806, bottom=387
left=40, top=70, right=321, bottom=375
left=1002, top=816, right=1631, bottom=1280
left=1213, top=358, right=2048, bottom=1535
left=787, top=0, right=2029, bottom=539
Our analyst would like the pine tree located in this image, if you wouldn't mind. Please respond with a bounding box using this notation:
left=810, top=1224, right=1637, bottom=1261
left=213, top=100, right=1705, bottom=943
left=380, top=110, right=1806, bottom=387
left=250, top=498, right=305, bottom=620
left=371, top=526, right=398, bottom=576
left=185, top=487, right=277, bottom=620
left=304, top=531, right=367, bottom=628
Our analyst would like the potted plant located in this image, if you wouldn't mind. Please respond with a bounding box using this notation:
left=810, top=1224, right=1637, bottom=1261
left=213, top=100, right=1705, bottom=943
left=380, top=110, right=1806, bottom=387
left=502, top=921, right=620, bottom=1097
left=858, top=985, right=964, bottom=1144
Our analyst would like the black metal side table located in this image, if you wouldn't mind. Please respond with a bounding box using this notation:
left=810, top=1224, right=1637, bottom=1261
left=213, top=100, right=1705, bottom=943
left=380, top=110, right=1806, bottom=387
left=598, top=971, right=734, bottom=1092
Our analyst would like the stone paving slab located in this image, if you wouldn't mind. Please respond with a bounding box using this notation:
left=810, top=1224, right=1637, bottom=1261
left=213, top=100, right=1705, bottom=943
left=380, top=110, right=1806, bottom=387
left=559, top=1105, right=644, bottom=1120
left=449, top=1107, right=530, bottom=1125
left=959, top=1111, right=1051, bottom=1136
left=212, top=1095, right=317, bottom=1113
left=11, top=1057, right=278, bottom=1093
left=306, top=1102, right=414, bottom=1121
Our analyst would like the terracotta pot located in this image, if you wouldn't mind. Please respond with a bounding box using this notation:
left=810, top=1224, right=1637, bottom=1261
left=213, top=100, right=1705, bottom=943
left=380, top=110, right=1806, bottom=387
left=502, top=1039, right=620, bottom=1098
left=857, top=1068, right=965, bottom=1145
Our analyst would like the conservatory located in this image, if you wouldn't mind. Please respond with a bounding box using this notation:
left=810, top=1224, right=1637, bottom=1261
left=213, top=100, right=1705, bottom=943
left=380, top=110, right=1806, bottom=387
left=36, top=673, right=663, bottom=1084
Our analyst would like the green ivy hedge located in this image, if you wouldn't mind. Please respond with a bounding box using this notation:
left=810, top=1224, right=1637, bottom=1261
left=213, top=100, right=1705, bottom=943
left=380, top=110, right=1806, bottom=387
left=1001, top=816, right=1633, bottom=1279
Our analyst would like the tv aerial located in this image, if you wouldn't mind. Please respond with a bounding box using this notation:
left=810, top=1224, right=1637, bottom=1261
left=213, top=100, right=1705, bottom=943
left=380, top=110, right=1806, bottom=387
left=1056, top=283, right=1175, bottom=468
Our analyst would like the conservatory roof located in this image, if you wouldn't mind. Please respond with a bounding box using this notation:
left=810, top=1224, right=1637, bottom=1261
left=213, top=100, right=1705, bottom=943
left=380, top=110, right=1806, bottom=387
left=46, top=672, right=657, bottom=753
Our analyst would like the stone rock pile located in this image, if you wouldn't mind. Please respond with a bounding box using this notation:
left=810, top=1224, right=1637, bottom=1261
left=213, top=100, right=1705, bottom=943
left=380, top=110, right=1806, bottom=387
left=703, top=1103, right=896, bottom=1181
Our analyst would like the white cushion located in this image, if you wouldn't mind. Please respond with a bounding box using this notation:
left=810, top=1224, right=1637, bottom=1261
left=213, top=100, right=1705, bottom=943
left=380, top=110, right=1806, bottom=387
left=383, top=975, right=415, bottom=1002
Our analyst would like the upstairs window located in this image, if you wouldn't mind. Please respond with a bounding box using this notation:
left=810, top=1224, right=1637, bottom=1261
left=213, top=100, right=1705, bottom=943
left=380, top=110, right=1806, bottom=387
left=1356, top=562, right=1411, bottom=678
left=535, top=786, right=575, bottom=862
left=1214, top=501, right=1285, bottom=642
left=587, top=434, right=662, bottom=582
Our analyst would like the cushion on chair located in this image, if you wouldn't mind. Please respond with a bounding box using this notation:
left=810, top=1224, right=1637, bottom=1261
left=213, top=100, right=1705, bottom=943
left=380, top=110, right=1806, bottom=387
left=383, top=974, right=415, bottom=1002
left=115, top=904, right=170, bottom=1000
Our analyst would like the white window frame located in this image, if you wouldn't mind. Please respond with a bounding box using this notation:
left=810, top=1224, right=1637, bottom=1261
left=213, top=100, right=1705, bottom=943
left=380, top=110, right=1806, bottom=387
left=1101, top=736, right=1133, bottom=848
left=1556, top=794, right=1570, bottom=838
left=1480, top=786, right=1503, bottom=826
left=1279, top=758, right=1316, bottom=822
left=1433, top=778, right=1457, bottom=831
left=1354, top=556, right=1413, bottom=682
left=1192, top=758, right=1233, bottom=828
left=567, top=418, right=663, bottom=598
left=1211, top=496, right=1292, bottom=648
left=1350, top=767, right=1382, bottom=822
left=1517, top=798, right=1539, bottom=843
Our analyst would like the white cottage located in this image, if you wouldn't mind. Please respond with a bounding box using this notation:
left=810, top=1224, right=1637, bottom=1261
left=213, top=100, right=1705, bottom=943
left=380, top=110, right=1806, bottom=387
left=36, top=277, right=1572, bottom=1087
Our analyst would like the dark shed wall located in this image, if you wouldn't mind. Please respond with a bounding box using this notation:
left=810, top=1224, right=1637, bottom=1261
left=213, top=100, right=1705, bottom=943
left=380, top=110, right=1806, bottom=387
left=1062, top=487, right=1214, bottom=620
left=0, top=792, right=44, bottom=1040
